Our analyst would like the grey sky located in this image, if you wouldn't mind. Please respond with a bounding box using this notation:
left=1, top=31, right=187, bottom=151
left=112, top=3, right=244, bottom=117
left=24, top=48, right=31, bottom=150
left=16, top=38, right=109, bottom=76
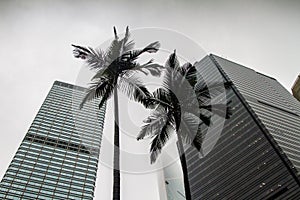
left=0, top=0, right=300, bottom=199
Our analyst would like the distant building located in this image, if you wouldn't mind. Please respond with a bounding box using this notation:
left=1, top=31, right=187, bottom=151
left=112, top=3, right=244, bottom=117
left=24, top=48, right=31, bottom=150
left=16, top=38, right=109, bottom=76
left=0, top=81, right=106, bottom=199
left=162, top=55, right=300, bottom=199
left=158, top=154, right=185, bottom=200
left=292, top=75, right=300, bottom=101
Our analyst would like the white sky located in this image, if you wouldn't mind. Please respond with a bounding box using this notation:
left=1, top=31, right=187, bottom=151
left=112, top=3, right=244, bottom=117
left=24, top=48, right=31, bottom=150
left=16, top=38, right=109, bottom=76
left=0, top=0, right=300, bottom=199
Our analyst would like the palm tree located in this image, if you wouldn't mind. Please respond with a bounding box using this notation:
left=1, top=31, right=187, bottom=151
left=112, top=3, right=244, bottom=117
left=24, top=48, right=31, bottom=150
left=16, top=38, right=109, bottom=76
left=137, top=51, right=232, bottom=200
left=72, top=26, right=163, bottom=200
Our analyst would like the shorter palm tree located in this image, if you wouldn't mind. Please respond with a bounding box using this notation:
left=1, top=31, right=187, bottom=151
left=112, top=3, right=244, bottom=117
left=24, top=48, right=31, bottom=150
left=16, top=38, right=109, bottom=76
left=72, top=26, right=163, bottom=200
left=137, top=51, right=232, bottom=200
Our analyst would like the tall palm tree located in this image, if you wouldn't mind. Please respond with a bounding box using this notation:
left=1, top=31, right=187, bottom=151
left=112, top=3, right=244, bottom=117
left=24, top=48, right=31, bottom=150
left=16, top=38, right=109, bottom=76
left=137, top=51, right=232, bottom=200
left=72, top=26, right=163, bottom=200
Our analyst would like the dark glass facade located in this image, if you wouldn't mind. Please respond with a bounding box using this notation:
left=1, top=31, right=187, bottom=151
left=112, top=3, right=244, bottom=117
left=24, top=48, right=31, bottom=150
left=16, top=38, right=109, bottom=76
left=0, top=81, right=105, bottom=200
left=212, top=55, right=300, bottom=176
left=165, top=55, right=300, bottom=199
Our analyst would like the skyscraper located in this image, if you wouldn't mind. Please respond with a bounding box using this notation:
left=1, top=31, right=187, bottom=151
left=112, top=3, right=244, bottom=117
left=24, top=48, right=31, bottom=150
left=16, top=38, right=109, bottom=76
left=162, top=55, right=300, bottom=199
left=0, top=81, right=106, bottom=200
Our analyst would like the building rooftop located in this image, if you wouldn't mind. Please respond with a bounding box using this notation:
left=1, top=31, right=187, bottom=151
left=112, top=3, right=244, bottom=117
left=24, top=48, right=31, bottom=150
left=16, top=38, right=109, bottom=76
left=54, top=80, right=87, bottom=92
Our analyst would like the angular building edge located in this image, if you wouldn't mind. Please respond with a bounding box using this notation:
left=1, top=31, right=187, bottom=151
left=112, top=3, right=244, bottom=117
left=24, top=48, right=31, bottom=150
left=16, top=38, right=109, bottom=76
left=210, top=54, right=300, bottom=185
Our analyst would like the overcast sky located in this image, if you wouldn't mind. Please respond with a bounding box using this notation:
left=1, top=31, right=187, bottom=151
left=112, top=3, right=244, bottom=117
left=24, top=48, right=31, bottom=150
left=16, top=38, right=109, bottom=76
left=0, top=0, right=300, bottom=199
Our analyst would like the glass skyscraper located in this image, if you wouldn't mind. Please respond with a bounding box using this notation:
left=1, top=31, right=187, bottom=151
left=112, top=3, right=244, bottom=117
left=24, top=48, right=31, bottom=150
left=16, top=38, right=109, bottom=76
left=162, top=55, right=300, bottom=199
left=0, top=81, right=106, bottom=200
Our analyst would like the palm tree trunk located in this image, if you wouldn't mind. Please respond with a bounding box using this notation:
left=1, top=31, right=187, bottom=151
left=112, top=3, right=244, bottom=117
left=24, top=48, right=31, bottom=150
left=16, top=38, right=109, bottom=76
left=112, top=87, right=120, bottom=200
left=177, top=134, right=192, bottom=200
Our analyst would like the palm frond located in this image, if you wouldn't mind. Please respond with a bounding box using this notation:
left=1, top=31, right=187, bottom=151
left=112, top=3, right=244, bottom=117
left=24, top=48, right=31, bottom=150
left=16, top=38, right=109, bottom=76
left=117, top=75, right=152, bottom=108
left=200, top=101, right=232, bottom=119
left=141, top=41, right=160, bottom=54
left=130, top=59, right=164, bottom=77
left=120, top=26, right=135, bottom=53
left=105, top=29, right=122, bottom=66
left=199, top=113, right=211, bottom=126
left=105, top=42, right=121, bottom=66
left=172, top=98, right=181, bottom=131
left=192, top=127, right=203, bottom=151
left=79, top=86, right=97, bottom=109
left=162, top=55, right=197, bottom=103
left=150, top=121, right=173, bottom=164
left=121, top=41, right=160, bottom=63
left=182, top=63, right=197, bottom=88
left=162, top=61, right=185, bottom=93
left=85, top=48, right=105, bottom=70
left=72, top=44, right=105, bottom=70
left=225, top=103, right=233, bottom=118
left=195, top=81, right=232, bottom=100
left=105, top=27, right=137, bottom=68
left=91, top=67, right=109, bottom=80
left=152, top=88, right=173, bottom=109
left=124, top=26, right=129, bottom=40
left=97, top=82, right=115, bottom=109
left=72, top=44, right=91, bottom=60
left=162, top=51, right=181, bottom=91
left=137, top=107, right=169, bottom=140
left=79, top=78, right=113, bottom=109
left=113, top=26, right=118, bottom=40
left=122, top=40, right=135, bottom=53
left=185, top=105, right=211, bottom=126
left=165, top=50, right=180, bottom=70
left=178, top=113, right=200, bottom=145
left=161, top=67, right=173, bottom=91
